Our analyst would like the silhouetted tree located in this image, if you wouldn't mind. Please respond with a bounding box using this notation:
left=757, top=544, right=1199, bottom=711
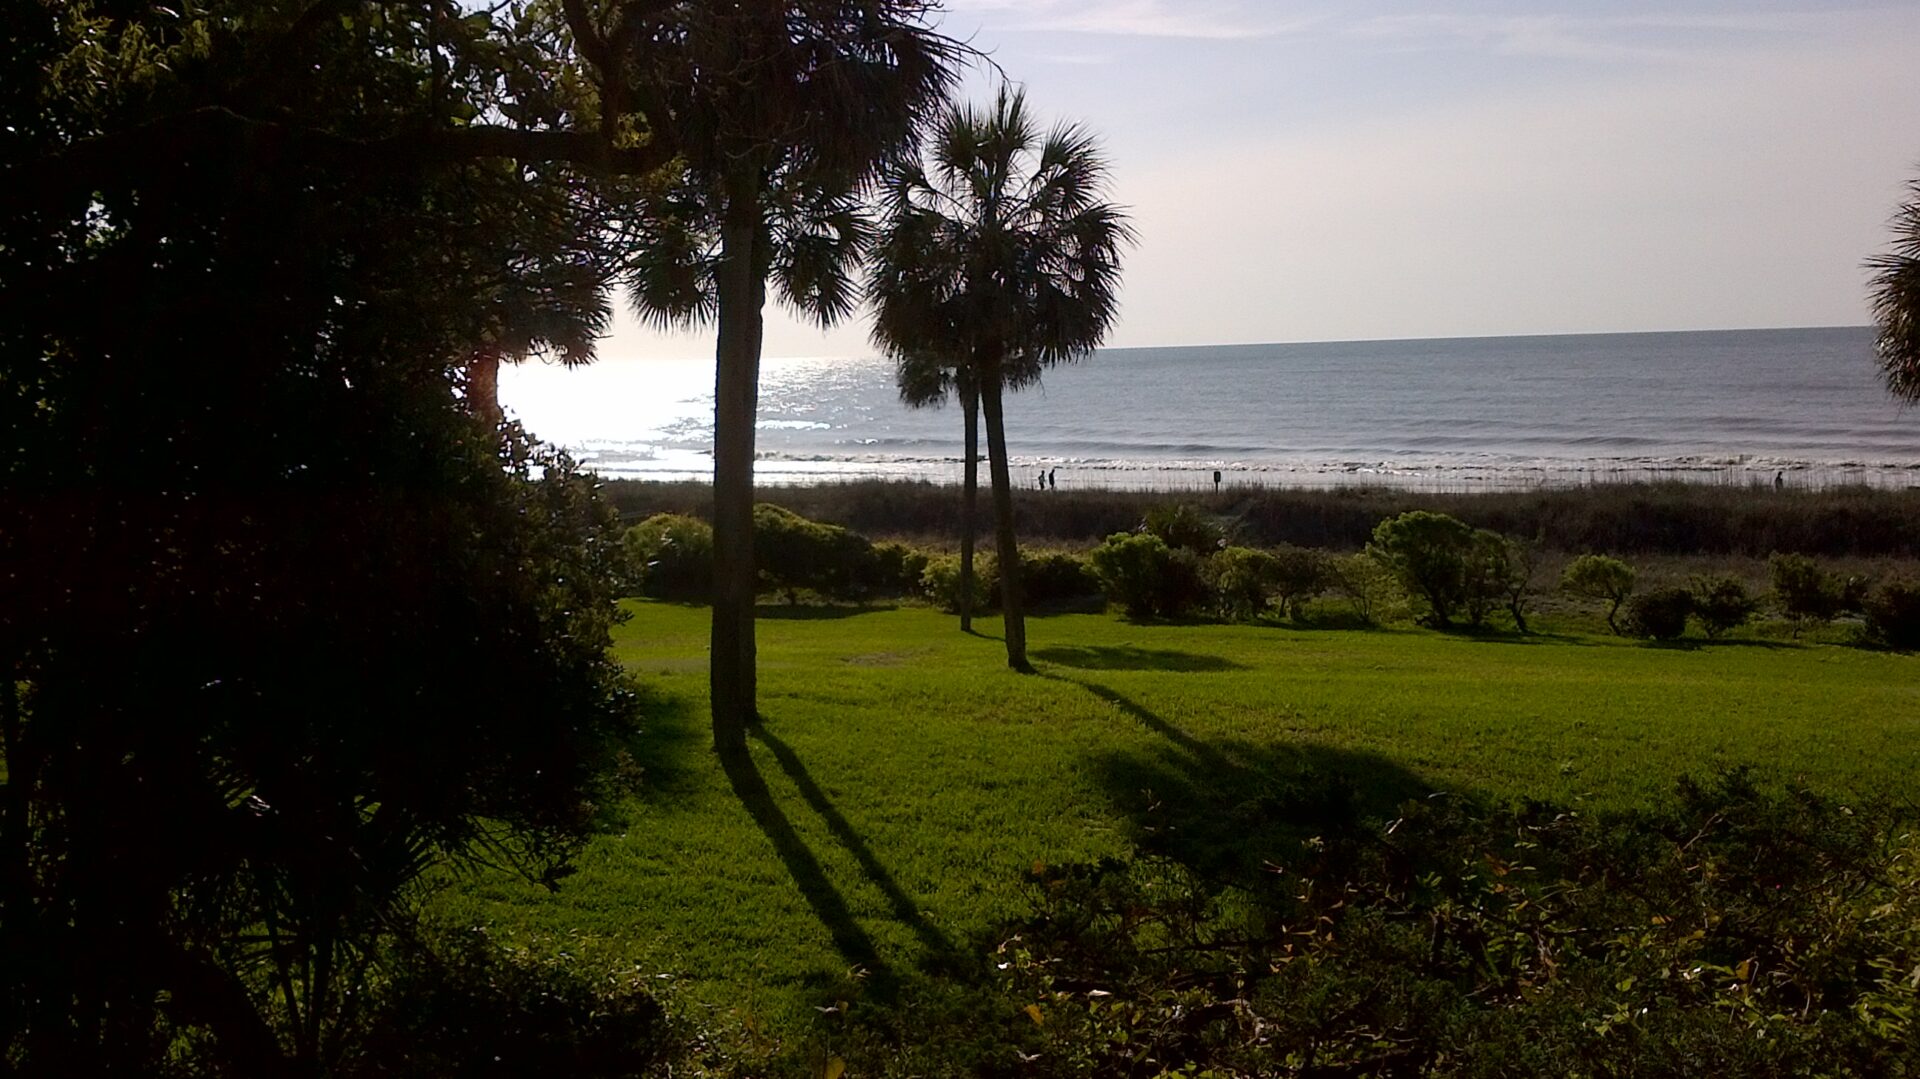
left=870, top=87, right=1132, bottom=670
left=608, top=1, right=961, bottom=750
left=1869, top=174, right=1920, bottom=401
left=1, top=4, right=647, bottom=1072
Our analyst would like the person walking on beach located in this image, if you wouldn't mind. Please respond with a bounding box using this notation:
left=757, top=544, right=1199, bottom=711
left=1775, top=470, right=1785, bottom=490
left=1048, top=468, right=1056, bottom=490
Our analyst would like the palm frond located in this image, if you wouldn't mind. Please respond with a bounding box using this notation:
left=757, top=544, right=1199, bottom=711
left=1869, top=178, right=1920, bottom=404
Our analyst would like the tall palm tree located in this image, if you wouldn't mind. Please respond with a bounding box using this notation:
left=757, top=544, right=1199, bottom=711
left=1869, top=175, right=1920, bottom=402
left=608, top=2, right=961, bottom=752
left=869, top=87, right=1132, bottom=671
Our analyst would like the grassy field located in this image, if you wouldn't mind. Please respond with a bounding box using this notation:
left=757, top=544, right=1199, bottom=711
left=443, top=600, right=1920, bottom=1039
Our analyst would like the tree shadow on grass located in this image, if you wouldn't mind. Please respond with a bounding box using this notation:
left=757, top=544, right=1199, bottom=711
left=1033, top=645, right=1247, bottom=673
left=1051, top=674, right=1434, bottom=888
left=719, top=745, right=897, bottom=997
left=717, top=726, right=961, bottom=999
left=616, top=683, right=710, bottom=806
left=751, top=728, right=956, bottom=965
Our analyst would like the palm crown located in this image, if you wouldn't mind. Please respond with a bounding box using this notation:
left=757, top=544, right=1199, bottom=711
left=1868, top=177, right=1920, bottom=403
left=870, top=87, right=1133, bottom=384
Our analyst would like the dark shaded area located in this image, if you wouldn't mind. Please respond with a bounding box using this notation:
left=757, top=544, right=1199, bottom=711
left=1033, top=645, right=1247, bottom=672
left=604, top=478, right=1920, bottom=557
left=1057, top=675, right=1432, bottom=886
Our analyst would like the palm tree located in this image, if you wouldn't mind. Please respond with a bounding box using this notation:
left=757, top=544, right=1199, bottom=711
left=869, top=87, right=1132, bottom=671
left=888, top=348, right=984, bottom=630
left=1869, top=175, right=1920, bottom=402
left=610, top=2, right=960, bottom=752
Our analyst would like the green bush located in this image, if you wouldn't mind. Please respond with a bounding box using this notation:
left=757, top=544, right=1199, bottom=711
left=1461, top=529, right=1531, bottom=629
left=1765, top=552, right=1864, bottom=635
left=1561, top=553, right=1636, bottom=633
left=1628, top=586, right=1693, bottom=640
left=1690, top=574, right=1758, bottom=639
left=1015, top=550, right=1103, bottom=609
left=1329, top=551, right=1403, bottom=625
left=1203, top=546, right=1278, bottom=620
left=1089, top=532, right=1207, bottom=619
left=977, top=774, right=1920, bottom=1079
left=1268, top=544, right=1332, bottom=620
left=356, top=926, right=687, bottom=1077
left=919, top=553, right=992, bottom=614
left=751, top=503, right=873, bottom=603
left=1864, top=578, right=1920, bottom=649
left=1367, top=510, right=1475, bottom=626
left=1142, top=503, right=1226, bottom=554
left=621, top=513, right=714, bottom=600
left=865, top=541, right=931, bottom=596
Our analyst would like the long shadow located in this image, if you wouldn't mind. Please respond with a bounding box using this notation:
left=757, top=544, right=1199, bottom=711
left=751, top=728, right=957, bottom=965
left=1053, top=674, right=1433, bottom=887
left=718, top=747, right=895, bottom=994
left=1033, top=644, right=1247, bottom=673
left=616, top=683, right=710, bottom=807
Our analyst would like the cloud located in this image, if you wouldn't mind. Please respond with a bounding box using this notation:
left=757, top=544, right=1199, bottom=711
left=1345, top=11, right=1834, bottom=63
left=947, top=0, right=1318, bottom=40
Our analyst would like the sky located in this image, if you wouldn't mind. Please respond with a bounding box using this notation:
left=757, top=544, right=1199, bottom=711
left=602, top=0, right=1920, bottom=361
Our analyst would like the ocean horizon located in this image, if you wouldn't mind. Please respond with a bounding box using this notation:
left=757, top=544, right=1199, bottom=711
left=499, top=326, right=1920, bottom=491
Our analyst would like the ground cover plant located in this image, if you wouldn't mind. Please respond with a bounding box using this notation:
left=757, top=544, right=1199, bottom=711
left=443, top=600, right=1920, bottom=1071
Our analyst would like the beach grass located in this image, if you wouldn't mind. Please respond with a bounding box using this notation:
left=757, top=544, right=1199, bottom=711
left=439, top=599, right=1920, bottom=1039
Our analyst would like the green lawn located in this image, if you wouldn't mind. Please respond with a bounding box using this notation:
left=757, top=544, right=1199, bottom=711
left=443, top=600, right=1920, bottom=1034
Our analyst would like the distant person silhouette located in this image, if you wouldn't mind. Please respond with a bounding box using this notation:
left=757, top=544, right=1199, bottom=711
left=1048, top=468, right=1057, bottom=490
left=1212, top=469, right=1222, bottom=493
left=1775, top=470, right=1785, bottom=490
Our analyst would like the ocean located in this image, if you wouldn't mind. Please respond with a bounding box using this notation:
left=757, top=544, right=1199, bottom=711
left=498, top=326, right=1920, bottom=491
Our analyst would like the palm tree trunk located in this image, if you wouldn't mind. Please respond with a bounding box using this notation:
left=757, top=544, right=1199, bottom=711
left=978, top=368, right=1030, bottom=671
left=959, top=378, right=979, bottom=633
left=710, top=180, right=765, bottom=754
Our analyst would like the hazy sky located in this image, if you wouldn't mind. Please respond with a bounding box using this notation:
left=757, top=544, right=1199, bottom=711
left=604, top=0, right=1920, bottom=360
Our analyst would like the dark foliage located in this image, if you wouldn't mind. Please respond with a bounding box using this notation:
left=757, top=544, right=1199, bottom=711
left=1863, top=578, right=1920, bottom=650
left=1, top=6, right=642, bottom=1072
left=1628, top=587, right=1695, bottom=640
left=602, top=480, right=1920, bottom=558
left=1142, top=503, right=1228, bottom=554
left=975, top=773, right=1920, bottom=1078
left=1690, top=574, right=1759, bottom=639
left=351, top=927, right=687, bottom=1078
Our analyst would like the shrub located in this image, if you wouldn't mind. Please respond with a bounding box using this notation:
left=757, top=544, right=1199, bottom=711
left=1142, top=503, right=1226, bottom=554
left=1016, top=550, right=1103, bottom=609
left=751, top=503, right=874, bottom=603
left=1204, top=546, right=1279, bottom=620
left=1461, top=529, right=1529, bottom=629
left=1765, top=552, right=1864, bottom=635
left=919, top=553, right=993, bottom=614
left=621, top=513, right=714, bottom=600
left=865, top=541, right=931, bottom=595
left=1329, top=552, right=1402, bottom=625
left=1864, top=578, right=1920, bottom=649
left=357, top=927, right=686, bottom=1077
left=1089, top=532, right=1208, bottom=619
left=1690, top=574, right=1758, bottom=639
left=1268, top=544, right=1332, bottom=620
left=1367, top=511, right=1475, bottom=626
left=978, top=774, right=1920, bottom=1079
left=1627, top=586, right=1692, bottom=640
left=1560, top=553, right=1636, bottom=633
